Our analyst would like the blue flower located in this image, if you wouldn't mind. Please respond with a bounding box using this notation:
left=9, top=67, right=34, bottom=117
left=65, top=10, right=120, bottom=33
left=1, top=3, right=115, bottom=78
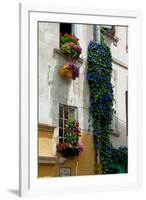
left=95, top=142, right=101, bottom=148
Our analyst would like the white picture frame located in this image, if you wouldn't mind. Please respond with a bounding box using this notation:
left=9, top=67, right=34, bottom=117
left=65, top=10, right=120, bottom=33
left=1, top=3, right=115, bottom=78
left=19, top=3, right=143, bottom=197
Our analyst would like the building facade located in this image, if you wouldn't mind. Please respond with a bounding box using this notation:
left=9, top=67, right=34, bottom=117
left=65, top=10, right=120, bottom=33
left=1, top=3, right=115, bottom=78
left=38, top=23, right=128, bottom=177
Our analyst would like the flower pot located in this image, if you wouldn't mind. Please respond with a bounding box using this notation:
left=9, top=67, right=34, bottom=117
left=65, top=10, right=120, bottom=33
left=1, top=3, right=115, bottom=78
left=59, top=63, right=79, bottom=80
left=61, top=147, right=80, bottom=158
left=65, top=69, right=73, bottom=79
left=58, top=66, right=70, bottom=80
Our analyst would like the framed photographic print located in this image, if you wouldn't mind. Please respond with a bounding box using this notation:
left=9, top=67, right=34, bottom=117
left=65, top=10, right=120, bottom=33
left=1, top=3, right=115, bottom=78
left=19, top=3, right=142, bottom=197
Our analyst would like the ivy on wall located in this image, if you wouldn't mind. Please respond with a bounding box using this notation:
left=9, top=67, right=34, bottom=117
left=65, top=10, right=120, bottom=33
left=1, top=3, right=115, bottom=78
left=87, top=41, right=128, bottom=174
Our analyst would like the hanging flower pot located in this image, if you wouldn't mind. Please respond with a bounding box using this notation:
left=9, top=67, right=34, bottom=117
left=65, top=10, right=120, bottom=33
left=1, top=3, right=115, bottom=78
left=59, top=63, right=79, bottom=80
left=66, top=69, right=73, bottom=79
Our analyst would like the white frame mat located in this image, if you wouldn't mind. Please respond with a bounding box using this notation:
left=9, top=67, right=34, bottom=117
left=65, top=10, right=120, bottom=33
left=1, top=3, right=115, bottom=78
left=19, top=3, right=143, bottom=197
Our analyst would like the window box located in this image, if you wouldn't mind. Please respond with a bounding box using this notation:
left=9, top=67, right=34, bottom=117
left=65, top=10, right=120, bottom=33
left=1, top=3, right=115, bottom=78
left=60, top=33, right=82, bottom=59
left=59, top=147, right=80, bottom=158
left=54, top=48, right=83, bottom=63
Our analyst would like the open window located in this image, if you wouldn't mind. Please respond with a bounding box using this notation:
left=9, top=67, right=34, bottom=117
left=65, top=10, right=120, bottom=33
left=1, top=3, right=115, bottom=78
left=59, top=23, right=73, bottom=48
left=59, top=104, right=77, bottom=143
left=60, top=23, right=72, bottom=35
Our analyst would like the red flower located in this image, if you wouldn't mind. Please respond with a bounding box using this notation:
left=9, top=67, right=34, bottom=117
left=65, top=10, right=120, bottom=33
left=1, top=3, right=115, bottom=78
left=64, top=33, right=71, bottom=37
left=76, top=121, right=79, bottom=127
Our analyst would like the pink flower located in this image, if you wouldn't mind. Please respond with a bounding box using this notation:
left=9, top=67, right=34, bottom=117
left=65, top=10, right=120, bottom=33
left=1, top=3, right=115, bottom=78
left=77, top=141, right=85, bottom=151
left=75, top=45, right=82, bottom=52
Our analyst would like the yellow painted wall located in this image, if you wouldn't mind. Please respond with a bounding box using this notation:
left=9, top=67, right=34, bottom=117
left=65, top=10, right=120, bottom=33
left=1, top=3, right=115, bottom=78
left=38, top=125, right=98, bottom=177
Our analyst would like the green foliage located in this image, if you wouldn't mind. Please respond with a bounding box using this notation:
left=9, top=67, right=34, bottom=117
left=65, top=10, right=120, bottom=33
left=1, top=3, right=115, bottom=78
left=61, top=43, right=81, bottom=59
left=65, top=118, right=81, bottom=145
left=60, top=33, right=82, bottom=59
left=56, top=118, right=84, bottom=158
left=60, top=33, right=79, bottom=46
left=87, top=41, right=128, bottom=174
left=102, top=147, right=128, bottom=174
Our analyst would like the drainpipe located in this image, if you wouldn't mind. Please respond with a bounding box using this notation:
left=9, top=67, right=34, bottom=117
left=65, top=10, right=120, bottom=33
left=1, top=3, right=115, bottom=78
left=93, top=25, right=100, bottom=43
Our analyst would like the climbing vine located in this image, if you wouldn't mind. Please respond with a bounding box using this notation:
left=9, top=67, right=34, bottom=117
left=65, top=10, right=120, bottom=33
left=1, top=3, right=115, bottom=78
left=87, top=41, right=128, bottom=174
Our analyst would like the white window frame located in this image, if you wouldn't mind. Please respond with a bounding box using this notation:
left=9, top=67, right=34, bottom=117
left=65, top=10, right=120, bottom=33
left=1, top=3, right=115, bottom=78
left=58, top=104, right=78, bottom=143
left=19, top=3, right=142, bottom=197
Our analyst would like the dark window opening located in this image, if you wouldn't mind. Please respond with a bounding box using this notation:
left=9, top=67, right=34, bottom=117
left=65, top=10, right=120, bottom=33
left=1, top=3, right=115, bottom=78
left=60, top=23, right=72, bottom=35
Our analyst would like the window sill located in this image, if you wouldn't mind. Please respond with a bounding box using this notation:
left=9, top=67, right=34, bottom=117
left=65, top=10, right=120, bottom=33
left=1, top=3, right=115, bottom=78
left=38, top=123, right=57, bottom=133
left=38, top=156, right=57, bottom=164
left=54, top=48, right=83, bottom=63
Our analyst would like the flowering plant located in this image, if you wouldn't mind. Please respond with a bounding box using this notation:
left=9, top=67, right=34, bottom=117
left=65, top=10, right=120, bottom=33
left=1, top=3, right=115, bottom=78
left=60, top=33, right=82, bottom=59
left=56, top=118, right=85, bottom=157
left=59, top=63, right=79, bottom=80
left=77, top=141, right=85, bottom=151
left=60, top=33, right=79, bottom=46
left=87, top=41, right=128, bottom=174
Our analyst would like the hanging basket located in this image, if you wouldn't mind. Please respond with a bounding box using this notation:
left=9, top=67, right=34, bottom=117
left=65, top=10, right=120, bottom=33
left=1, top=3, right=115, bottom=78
left=59, top=63, right=79, bottom=80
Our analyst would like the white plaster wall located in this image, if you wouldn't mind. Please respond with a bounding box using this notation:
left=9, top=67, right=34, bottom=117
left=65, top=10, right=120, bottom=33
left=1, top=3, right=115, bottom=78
left=39, top=23, right=93, bottom=135
left=110, top=62, right=128, bottom=148
left=39, top=22, right=59, bottom=125
left=104, top=26, right=128, bottom=65
left=103, top=26, right=128, bottom=148
left=74, top=24, right=94, bottom=58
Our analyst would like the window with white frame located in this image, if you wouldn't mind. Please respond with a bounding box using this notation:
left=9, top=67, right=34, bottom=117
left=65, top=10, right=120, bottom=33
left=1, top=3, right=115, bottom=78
left=58, top=104, right=77, bottom=143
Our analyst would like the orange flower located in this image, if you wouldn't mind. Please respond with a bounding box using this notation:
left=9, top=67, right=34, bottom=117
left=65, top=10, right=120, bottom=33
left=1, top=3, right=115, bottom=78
left=66, top=42, right=75, bottom=47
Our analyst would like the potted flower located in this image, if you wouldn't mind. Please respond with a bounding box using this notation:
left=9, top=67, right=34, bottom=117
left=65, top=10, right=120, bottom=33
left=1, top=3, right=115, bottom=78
left=56, top=118, right=85, bottom=158
left=59, top=63, right=79, bottom=80
left=60, top=33, right=82, bottom=59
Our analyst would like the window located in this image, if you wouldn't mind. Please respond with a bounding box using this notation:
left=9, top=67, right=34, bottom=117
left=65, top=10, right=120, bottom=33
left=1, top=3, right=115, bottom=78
left=59, top=104, right=77, bottom=143
left=60, top=23, right=73, bottom=48
left=60, top=23, right=72, bottom=35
